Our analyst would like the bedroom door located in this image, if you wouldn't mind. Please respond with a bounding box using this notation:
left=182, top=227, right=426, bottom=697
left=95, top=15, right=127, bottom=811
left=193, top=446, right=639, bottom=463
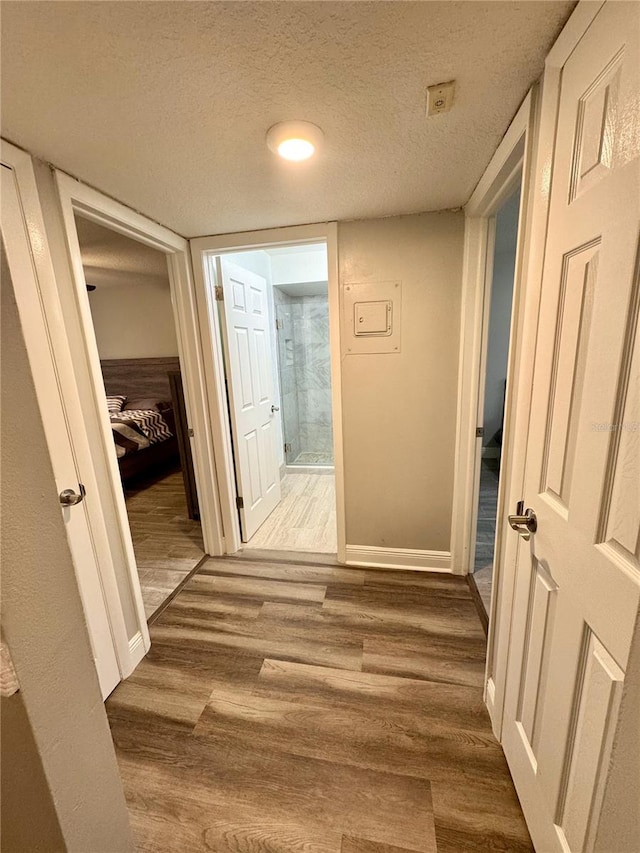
left=500, top=3, right=640, bottom=850
left=219, top=258, right=281, bottom=541
left=1, top=158, right=121, bottom=698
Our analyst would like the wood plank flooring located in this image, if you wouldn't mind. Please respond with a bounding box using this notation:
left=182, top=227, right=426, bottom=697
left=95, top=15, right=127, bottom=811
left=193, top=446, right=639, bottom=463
left=106, top=554, right=532, bottom=852
left=125, top=470, right=205, bottom=619
left=245, top=472, right=337, bottom=554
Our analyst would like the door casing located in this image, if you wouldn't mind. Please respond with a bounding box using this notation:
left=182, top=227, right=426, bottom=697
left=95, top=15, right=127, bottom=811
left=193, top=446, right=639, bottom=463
left=52, top=168, right=224, bottom=619
left=190, top=223, right=346, bottom=561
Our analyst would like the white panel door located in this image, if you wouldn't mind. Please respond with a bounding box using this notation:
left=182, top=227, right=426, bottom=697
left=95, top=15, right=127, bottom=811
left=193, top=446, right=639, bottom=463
left=1, top=163, right=121, bottom=697
left=502, top=4, right=640, bottom=851
left=220, top=258, right=281, bottom=541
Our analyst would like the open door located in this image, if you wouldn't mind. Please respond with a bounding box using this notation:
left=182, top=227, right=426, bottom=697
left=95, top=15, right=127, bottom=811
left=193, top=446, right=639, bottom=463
left=1, top=153, right=122, bottom=698
left=501, top=3, right=640, bottom=850
left=219, top=257, right=281, bottom=541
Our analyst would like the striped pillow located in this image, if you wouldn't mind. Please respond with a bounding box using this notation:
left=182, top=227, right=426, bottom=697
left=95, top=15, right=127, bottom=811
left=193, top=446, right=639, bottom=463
left=106, top=395, right=127, bottom=413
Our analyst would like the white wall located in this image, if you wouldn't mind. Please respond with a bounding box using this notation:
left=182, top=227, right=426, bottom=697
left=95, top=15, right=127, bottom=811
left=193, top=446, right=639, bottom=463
left=483, top=189, right=520, bottom=450
left=75, top=216, right=179, bottom=360
left=339, top=210, right=465, bottom=553
left=269, top=245, right=327, bottom=286
left=87, top=281, right=178, bottom=359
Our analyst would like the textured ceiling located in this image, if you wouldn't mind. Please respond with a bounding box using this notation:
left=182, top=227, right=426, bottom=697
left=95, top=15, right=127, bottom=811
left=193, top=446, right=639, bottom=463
left=75, top=216, right=169, bottom=288
left=2, top=1, right=575, bottom=238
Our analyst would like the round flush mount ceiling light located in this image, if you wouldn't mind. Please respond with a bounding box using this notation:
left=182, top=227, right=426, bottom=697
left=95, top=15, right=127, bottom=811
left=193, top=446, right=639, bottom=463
left=266, top=121, right=324, bottom=162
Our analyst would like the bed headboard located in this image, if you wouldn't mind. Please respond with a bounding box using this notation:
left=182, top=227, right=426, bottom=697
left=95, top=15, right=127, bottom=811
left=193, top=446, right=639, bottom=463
left=100, top=357, right=180, bottom=401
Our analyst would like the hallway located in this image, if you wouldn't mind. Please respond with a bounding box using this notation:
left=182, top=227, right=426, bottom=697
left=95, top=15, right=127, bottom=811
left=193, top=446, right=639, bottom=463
left=106, top=554, right=532, bottom=851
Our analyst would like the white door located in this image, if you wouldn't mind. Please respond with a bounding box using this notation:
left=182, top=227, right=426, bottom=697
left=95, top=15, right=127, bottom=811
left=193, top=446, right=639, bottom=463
left=1, top=163, right=121, bottom=697
left=219, top=258, right=281, bottom=541
left=501, top=4, right=640, bottom=851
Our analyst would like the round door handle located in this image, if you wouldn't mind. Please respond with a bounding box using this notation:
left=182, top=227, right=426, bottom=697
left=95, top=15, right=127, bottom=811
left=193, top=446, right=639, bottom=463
left=271, top=405, right=280, bottom=413
left=59, top=484, right=86, bottom=507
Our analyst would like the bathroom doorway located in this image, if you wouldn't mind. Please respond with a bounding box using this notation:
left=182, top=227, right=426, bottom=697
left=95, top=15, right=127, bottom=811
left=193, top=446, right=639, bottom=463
left=201, top=239, right=338, bottom=555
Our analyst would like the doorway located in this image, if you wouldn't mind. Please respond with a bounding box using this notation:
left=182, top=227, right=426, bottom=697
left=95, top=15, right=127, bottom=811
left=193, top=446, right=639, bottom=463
left=74, top=215, right=205, bottom=621
left=214, top=243, right=337, bottom=554
left=470, top=187, right=521, bottom=617
left=190, top=224, right=345, bottom=560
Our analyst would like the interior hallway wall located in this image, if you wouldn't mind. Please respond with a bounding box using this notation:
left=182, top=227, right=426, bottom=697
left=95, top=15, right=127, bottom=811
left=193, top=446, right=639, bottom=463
left=0, top=243, right=133, bottom=852
left=75, top=215, right=179, bottom=360
left=338, top=210, right=464, bottom=553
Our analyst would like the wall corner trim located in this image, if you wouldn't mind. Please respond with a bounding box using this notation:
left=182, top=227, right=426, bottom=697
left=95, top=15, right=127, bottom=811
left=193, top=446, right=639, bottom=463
left=345, top=546, right=452, bottom=573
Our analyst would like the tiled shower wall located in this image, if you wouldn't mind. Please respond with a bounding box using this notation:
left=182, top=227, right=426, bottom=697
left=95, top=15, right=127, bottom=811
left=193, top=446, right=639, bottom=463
left=274, top=289, right=333, bottom=465
left=274, top=288, right=301, bottom=463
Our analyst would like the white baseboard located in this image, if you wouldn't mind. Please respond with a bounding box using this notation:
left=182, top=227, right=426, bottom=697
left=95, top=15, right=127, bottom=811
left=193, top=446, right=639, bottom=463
left=285, top=464, right=334, bottom=475
left=345, top=545, right=452, bottom=573
left=128, top=631, right=147, bottom=669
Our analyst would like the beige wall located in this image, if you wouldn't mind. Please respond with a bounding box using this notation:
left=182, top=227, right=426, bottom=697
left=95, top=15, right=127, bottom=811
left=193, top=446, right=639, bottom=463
left=1, top=692, right=66, bottom=852
left=594, top=611, right=640, bottom=853
left=88, top=279, right=178, bottom=359
left=339, top=211, right=464, bottom=552
left=75, top=215, right=178, bottom=360
left=0, top=244, right=133, bottom=851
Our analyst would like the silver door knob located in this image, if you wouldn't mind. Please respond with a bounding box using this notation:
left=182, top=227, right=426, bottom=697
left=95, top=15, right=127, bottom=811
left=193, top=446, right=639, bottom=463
left=271, top=405, right=280, bottom=413
left=59, top=484, right=86, bottom=507
left=508, top=500, right=537, bottom=540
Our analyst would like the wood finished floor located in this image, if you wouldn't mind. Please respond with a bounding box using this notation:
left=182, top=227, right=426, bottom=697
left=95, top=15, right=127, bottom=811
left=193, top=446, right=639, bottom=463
left=245, top=472, right=337, bottom=554
left=106, top=554, right=532, bottom=852
left=125, top=469, right=205, bottom=619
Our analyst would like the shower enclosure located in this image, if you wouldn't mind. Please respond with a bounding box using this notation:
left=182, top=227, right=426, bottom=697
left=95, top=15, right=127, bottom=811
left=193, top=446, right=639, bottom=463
left=274, top=286, right=333, bottom=468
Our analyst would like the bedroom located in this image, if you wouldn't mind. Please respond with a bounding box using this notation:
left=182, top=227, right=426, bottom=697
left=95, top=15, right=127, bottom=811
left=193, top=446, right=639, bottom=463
left=75, top=215, right=204, bottom=620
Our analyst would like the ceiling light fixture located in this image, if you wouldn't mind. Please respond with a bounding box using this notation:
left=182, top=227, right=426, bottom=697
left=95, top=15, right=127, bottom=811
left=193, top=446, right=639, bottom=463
left=266, top=121, right=324, bottom=162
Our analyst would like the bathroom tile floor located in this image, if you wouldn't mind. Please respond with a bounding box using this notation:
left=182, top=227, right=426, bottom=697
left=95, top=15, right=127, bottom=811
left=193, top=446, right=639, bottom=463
left=244, top=472, right=337, bottom=554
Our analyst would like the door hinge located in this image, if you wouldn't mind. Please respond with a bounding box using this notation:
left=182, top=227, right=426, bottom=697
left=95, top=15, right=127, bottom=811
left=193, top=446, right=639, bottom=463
left=476, top=427, right=484, bottom=438
left=188, top=428, right=194, bottom=438
left=284, top=442, right=292, bottom=454
left=236, top=496, right=244, bottom=509
left=215, top=285, right=224, bottom=302
left=275, top=318, right=284, bottom=330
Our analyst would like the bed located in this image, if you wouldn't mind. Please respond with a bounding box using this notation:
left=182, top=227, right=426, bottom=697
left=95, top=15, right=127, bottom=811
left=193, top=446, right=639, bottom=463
left=101, top=357, right=181, bottom=484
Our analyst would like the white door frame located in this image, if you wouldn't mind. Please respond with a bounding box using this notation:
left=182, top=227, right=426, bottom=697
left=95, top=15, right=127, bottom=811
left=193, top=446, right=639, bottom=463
left=190, top=223, right=346, bottom=562
left=477, top=0, right=608, bottom=738
left=41, top=169, right=223, bottom=683
left=1, top=139, right=144, bottom=690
